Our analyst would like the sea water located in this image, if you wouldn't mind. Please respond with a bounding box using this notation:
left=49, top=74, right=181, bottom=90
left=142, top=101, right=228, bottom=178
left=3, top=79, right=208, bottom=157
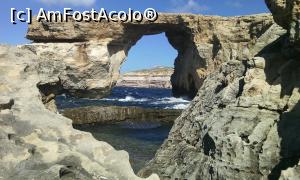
left=56, top=87, right=191, bottom=110
left=74, top=121, right=172, bottom=172
left=56, top=87, right=191, bottom=172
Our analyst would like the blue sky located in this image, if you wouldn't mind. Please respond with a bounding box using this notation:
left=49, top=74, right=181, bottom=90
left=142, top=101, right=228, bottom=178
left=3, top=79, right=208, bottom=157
left=0, top=0, right=269, bottom=72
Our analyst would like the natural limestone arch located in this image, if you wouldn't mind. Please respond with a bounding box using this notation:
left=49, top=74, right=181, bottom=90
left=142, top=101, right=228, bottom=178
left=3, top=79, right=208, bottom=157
left=24, top=13, right=277, bottom=101
left=107, top=21, right=205, bottom=98
left=3, top=5, right=300, bottom=179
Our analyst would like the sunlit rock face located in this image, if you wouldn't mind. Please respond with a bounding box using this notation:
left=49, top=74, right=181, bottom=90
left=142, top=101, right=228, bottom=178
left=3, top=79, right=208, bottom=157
left=0, top=45, right=159, bottom=180
left=26, top=13, right=277, bottom=99
left=139, top=5, right=300, bottom=180
left=140, top=47, right=300, bottom=180
left=2, top=9, right=299, bottom=180
left=117, top=67, right=174, bottom=89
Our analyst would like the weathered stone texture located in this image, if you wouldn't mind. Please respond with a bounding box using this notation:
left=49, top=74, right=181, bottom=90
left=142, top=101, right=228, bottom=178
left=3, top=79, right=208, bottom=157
left=25, top=13, right=279, bottom=98
left=265, top=0, right=300, bottom=46
left=117, top=67, right=174, bottom=89
left=62, top=105, right=181, bottom=125
left=138, top=7, right=300, bottom=179
left=0, top=46, right=159, bottom=180
left=1, top=3, right=299, bottom=179
left=139, top=36, right=300, bottom=179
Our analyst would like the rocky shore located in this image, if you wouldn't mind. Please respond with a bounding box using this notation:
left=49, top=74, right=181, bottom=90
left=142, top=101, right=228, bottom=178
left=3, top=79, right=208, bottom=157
left=139, top=1, right=300, bottom=179
left=0, top=46, right=159, bottom=180
left=117, top=67, right=173, bottom=89
left=62, top=105, right=182, bottom=125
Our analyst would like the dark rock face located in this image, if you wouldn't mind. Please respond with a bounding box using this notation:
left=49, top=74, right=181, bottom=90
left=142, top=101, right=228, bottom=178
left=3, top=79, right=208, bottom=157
left=0, top=98, right=14, bottom=110
left=62, top=106, right=182, bottom=125
left=265, top=0, right=300, bottom=46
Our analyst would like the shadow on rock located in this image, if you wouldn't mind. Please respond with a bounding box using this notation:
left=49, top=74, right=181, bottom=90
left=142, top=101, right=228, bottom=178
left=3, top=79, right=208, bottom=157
left=269, top=101, right=300, bottom=180
left=260, top=37, right=300, bottom=179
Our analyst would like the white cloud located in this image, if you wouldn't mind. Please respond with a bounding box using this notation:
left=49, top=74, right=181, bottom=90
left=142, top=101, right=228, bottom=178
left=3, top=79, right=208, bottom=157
left=225, top=1, right=243, bottom=8
left=170, top=0, right=209, bottom=13
left=39, top=0, right=96, bottom=7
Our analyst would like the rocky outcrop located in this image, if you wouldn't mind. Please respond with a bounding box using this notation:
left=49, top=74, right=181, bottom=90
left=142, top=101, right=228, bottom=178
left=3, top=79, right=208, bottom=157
left=0, top=46, right=159, bottom=180
left=265, top=0, right=300, bottom=46
left=117, top=67, right=173, bottom=89
left=25, top=13, right=279, bottom=98
left=62, top=105, right=182, bottom=125
left=140, top=40, right=300, bottom=180
left=138, top=7, right=300, bottom=180
left=2, top=7, right=298, bottom=180
left=21, top=42, right=118, bottom=99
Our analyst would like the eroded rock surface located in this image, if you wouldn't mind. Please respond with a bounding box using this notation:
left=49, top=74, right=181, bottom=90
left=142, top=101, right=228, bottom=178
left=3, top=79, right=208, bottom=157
left=25, top=13, right=280, bottom=98
left=2, top=8, right=298, bottom=180
left=140, top=38, right=300, bottom=180
left=0, top=46, right=159, bottom=180
left=265, top=0, right=300, bottom=46
left=62, top=105, right=181, bottom=125
left=138, top=7, right=300, bottom=180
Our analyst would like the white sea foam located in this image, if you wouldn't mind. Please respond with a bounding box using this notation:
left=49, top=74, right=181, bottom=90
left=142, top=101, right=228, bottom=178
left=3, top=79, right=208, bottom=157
left=102, top=94, right=190, bottom=109
left=102, top=98, right=118, bottom=101
left=162, top=97, right=190, bottom=103
left=165, top=103, right=189, bottom=110
left=119, top=96, right=149, bottom=102
left=173, top=104, right=189, bottom=109
left=151, top=97, right=190, bottom=105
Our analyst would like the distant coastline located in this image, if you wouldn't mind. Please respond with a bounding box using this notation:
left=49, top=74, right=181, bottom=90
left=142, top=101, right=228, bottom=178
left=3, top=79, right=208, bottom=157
left=117, top=66, right=173, bottom=89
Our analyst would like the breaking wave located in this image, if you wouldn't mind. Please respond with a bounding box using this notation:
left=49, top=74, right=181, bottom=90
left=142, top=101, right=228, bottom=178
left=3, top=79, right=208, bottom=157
left=118, top=96, right=149, bottom=102
left=165, top=103, right=189, bottom=110
left=56, top=87, right=191, bottom=110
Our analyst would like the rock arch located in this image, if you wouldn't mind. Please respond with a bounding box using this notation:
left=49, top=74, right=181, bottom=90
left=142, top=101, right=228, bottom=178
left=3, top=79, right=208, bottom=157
left=3, top=7, right=300, bottom=179
left=107, top=21, right=204, bottom=98
left=25, top=13, right=276, bottom=100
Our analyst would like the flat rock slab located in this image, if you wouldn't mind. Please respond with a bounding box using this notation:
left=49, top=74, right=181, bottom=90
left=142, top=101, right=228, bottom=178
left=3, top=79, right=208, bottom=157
left=62, top=105, right=182, bottom=125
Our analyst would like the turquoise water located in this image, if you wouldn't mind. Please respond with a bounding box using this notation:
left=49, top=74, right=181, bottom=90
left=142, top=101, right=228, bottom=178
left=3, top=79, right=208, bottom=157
left=74, top=121, right=172, bottom=173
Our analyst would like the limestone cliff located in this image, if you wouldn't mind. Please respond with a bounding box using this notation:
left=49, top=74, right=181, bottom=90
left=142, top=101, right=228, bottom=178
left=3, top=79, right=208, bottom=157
left=117, top=67, right=173, bottom=89
left=139, top=5, right=300, bottom=180
left=25, top=13, right=278, bottom=98
left=0, top=46, right=159, bottom=180
left=1, top=6, right=299, bottom=180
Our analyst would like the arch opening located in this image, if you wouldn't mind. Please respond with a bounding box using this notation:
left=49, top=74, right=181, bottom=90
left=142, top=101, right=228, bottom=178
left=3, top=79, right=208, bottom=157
left=107, top=22, right=208, bottom=99
left=59, top=33, right=192, bottom=173
left=36, top=21, right=209, bottom=174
